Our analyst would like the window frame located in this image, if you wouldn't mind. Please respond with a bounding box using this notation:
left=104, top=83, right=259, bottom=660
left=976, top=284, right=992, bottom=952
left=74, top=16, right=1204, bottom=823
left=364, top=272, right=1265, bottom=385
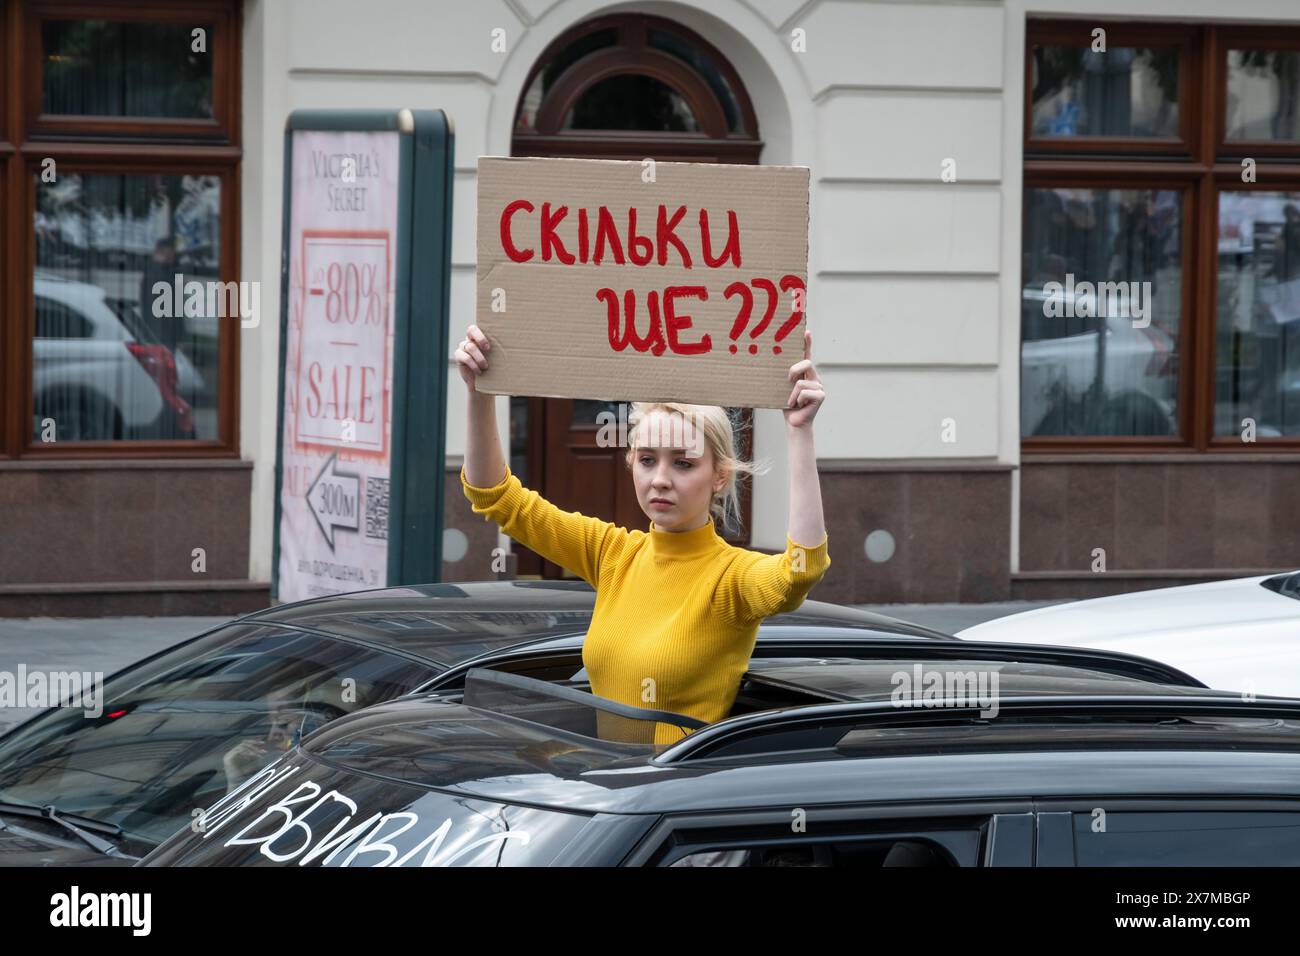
left=511, top=13, right=763, bottom=163
left=1025, top=19, right=1201, bottom=158
left=19, top=154, right=241, bottom=456
left=0, top=0, right=241, bottom=459
left=24, top=0, right=237, bottom=143
left=1019, top=171, right=1201, bottom=448
left=1023, top=19, right=1300, bottom=452
left=1202, top=171, right=1300, bottom=449
left=1214, top=24, right=1300, bottom=158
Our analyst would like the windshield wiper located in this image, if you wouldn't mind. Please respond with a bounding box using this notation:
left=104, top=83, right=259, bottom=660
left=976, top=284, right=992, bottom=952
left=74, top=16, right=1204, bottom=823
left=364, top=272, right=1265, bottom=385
left=0, top=799, right=134, bottom=860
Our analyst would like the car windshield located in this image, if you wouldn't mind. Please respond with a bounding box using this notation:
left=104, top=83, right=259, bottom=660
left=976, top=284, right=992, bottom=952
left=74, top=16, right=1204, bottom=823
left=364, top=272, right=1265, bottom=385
left=0, top=623, right=436, bottom=848
left=1262, top=571, right=1300, bottom=601
left=147, top=752, right=592, bottom=866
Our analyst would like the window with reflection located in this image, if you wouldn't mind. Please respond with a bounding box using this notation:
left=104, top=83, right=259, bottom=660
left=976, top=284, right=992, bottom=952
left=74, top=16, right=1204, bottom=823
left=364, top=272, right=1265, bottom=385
left=42, top=19, right=215, bottom=119
left=1031, top=46, right=1179, bottom=138
left=1226, top=50, right=1300, bottom=142
left=563, top=75, right=699, bottom=131
left=1216, top=191, right=1300, bottom=437
left=33, top=172, right=222, bottom=442
left=647, top=27, right=745, bottom=133
left=0, top=1, right=241, bottom=457
left=509, top=395, right=531, bottom=485
left=571, top=399, right=622, bottom=427
left=516, top=28, right=617, bottom=133
left=1022, top=188, right=1182, bottom=437
left=1024, top=21, right=1300, bottom=449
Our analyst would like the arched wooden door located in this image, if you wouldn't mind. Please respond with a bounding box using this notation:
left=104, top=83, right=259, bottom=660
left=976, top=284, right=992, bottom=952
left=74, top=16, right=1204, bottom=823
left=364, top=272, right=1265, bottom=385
left=509, top=14, right=764, bottom=578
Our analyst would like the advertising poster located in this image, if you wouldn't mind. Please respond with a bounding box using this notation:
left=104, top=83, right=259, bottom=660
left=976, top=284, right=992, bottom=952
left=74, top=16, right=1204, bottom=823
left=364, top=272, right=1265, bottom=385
left=277, top=129, right=399, bottom=602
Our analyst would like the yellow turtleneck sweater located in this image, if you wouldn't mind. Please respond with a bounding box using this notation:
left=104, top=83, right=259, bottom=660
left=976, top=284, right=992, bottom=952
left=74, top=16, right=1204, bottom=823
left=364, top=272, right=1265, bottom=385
left=461, top=465, right=831, bottom=744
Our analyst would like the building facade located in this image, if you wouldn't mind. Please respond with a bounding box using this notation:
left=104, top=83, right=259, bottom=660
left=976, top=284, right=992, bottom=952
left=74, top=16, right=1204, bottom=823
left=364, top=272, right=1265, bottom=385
left=3, top=0, right=1300, bottom=615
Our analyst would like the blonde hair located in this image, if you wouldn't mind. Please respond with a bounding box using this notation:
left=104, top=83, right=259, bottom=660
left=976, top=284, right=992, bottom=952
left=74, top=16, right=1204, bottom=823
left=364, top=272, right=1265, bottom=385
left=622, top=402, right=771, bottom=536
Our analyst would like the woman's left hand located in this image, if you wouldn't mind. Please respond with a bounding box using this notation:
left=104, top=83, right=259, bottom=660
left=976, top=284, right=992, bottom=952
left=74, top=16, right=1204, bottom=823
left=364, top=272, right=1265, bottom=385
left=784, top=328, right=824, bottom=429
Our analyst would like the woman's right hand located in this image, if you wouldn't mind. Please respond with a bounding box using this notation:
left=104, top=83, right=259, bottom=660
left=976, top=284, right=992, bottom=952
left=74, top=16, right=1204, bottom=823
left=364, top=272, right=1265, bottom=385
left=455, top=324, right=492, bottom=392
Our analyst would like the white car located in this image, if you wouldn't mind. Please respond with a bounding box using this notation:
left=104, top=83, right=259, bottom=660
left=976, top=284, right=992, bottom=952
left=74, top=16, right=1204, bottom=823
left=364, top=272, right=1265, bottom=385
left=32, top=273, right=201, bottom=440
left=959, top=571, right=1300, bottom=698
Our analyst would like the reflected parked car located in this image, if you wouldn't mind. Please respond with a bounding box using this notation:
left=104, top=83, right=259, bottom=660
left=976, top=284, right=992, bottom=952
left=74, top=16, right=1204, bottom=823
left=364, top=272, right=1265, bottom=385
left=31, top=272, right=199, bottom=440
left=1021, top=286, right=1177, bottom=436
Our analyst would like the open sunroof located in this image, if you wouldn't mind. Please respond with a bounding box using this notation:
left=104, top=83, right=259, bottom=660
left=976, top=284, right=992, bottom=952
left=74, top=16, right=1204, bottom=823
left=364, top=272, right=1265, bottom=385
left=461, top=667, right=709, bottom=745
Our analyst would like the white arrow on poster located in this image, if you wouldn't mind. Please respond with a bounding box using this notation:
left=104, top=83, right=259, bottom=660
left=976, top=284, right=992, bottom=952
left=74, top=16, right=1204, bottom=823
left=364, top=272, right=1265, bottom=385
left=306, top=452, right=361, bottom=550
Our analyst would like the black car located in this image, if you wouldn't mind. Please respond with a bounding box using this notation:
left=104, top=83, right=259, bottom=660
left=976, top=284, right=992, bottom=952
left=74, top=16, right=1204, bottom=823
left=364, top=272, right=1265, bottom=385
left=0, top=581, right=947, bottom=865
left=139, top=640, right=1300, bottom=867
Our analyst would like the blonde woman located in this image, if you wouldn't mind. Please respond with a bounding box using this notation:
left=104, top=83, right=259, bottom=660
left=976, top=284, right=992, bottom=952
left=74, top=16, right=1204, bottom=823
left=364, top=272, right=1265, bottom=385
left=456, top=323, right=830, bottom=745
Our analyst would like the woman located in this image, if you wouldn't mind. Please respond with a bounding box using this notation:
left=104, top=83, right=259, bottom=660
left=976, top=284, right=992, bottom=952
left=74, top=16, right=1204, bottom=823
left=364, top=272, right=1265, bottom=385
left=456, top=323, right=830, bottom=745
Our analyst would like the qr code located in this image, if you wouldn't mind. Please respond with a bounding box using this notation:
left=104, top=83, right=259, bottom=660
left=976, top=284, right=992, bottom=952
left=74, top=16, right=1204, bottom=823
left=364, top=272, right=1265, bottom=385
left=365, top=477, right=389, bottom=540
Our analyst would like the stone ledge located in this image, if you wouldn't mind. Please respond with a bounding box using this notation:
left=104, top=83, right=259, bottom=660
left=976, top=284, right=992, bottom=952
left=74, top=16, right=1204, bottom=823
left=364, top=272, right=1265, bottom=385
left=1024, top=454, right=1300, bottom=465
left=0, top=579, right=272, bottom=593
left=0, top=458, right=250, bottom=471
left=0, top=580, right=271, bottom=618
left=807, top=459, right=1015, bottom=472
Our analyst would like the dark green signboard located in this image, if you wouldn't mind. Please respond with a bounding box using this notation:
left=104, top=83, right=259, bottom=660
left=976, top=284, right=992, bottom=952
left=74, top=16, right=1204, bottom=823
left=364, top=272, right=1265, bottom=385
left=272, top=109, right=453, bottom=603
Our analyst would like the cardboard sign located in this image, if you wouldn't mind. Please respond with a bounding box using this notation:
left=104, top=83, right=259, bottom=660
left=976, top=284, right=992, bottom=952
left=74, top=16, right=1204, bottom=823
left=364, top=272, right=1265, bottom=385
left=475, top=156, right=809, bottom=408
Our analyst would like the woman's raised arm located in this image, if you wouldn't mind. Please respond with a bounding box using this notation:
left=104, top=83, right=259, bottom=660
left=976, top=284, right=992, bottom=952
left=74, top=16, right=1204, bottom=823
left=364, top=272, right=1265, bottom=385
left=457, top=326, right=508, bottom=488
left=784, top=328, right=827, bottom=549
left=455, top=325, right=627, bottom=587
left=713, top=328, right=831, bottom=624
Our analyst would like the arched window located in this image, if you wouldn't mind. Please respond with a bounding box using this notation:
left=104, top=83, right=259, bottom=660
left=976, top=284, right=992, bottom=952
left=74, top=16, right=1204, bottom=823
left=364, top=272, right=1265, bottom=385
left=513, top=14, right=762, bottom=162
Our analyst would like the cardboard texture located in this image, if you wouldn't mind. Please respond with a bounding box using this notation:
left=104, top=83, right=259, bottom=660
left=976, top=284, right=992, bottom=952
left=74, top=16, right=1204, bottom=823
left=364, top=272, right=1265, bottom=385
left=475, top=156, right=809, bottom=408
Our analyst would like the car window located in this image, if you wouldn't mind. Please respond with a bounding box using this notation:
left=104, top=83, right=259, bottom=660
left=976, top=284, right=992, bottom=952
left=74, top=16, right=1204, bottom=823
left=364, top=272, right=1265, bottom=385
left=35, top=295, right=93, bottom=338
left=248, top=607, right=595, bottom=666
left=105, top=295, right=160, bottom=343
left=1071, top=811, right=1300, bottom=865
left=466, top=653, right=586, bottom=685
left=653, top=821, right=985, bottom=866
left=1022, top=292, right=1104, bottom=342
left=667, top=839, right=964, bottom=867
left=0, top=623, right=437, bottom=849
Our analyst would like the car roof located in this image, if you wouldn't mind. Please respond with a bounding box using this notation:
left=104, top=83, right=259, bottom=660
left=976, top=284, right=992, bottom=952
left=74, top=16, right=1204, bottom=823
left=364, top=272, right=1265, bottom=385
left=292, top=655, right=1300, bottom=815
left=740, top=657, right=1213, bottom=701
left=234, top=580, right=954, bottom=666
left=960, top=572, right=1297, bottom=644
left=34, top=273, right=110, bottom=310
